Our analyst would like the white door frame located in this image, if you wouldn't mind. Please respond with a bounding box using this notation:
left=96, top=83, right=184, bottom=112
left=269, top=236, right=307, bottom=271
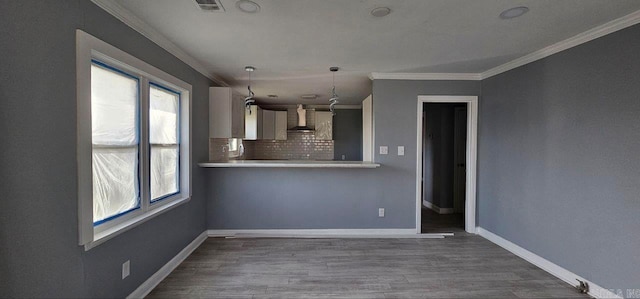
left=416, top=96, right=478, bottom=234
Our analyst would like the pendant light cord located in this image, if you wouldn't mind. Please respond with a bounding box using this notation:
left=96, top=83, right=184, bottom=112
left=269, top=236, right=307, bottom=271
left=329, top=69, right=339, bottom=115
left=245, top=69, right=255, bottom=114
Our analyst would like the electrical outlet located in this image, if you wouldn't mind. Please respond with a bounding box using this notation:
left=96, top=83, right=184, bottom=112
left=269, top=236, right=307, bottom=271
left=379, top=146, right=388, bottom=155
left=397, top=146, right=405, bottom=156
left=341, top=154, right=346, bottom=160
left=378, top=208, right=385, bottom=217
left=122, top=260, right=130, bottom=279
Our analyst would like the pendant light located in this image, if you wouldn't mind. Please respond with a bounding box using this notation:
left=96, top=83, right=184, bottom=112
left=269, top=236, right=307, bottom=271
left=329, top=67, right=339, bottom=115
left=244, top=66, right=256, bottom=114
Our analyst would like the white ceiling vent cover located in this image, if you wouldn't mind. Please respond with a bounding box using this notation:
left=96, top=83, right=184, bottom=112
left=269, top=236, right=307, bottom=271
left=194, top=0, right=225, bottom=12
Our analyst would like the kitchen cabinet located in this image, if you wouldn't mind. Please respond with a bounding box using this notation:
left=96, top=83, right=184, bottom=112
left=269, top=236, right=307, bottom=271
left=209, top=87, right=244, bottom=138
left=245, top=105, right=262, bottom=140
left=260, top=110, right=288, bottom=140
left=275, top=111, right=287, bottom=140
left=315, top=111, right=333, bottom=140
left=262, top=110, right=275, bottom=139
left=362, top=95, right=373, bottom=161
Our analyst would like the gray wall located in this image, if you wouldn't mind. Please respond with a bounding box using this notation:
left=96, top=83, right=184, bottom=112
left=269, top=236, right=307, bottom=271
left=479, top=24, right=640, bottom=293
left=333, top=109, right=363, bottom=161
left=423, top=104, right=456, bottom=209
left=0, top=1, right=211, bottom=297
left=207, top=80, right=480, bottom=229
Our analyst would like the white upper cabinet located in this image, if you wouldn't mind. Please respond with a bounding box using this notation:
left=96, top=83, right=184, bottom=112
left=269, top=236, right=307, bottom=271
left=315, top=111, right=333, bottom=140
left=362, top=95, right=373, bottom=162
left=245, top=105, right=262, bottom=140
left=275, top=111, right=287, bottom=140
left=209, top=87, right=244, bottom=138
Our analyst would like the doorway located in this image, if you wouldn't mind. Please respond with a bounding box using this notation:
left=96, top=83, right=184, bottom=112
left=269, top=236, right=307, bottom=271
left=421, top=103, right=466, bottom=233
left=415, top=96, right=478, bottom=234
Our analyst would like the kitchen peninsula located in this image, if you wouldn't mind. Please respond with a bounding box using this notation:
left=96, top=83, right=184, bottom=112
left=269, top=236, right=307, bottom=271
left=202, top=87, right=379, bottom=168
left=198, top=160, right=379, bottom=168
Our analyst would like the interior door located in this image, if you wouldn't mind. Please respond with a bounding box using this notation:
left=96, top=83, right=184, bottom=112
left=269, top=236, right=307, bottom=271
left=453, top=106, right=467, bottom=214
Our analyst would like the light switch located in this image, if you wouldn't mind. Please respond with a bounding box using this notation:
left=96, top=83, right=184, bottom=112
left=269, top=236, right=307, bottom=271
left=122, top=260, right=130, bottom=279
left=398, top=146, right=405, bottom=156
left=379, top=146, right=388, bottom=155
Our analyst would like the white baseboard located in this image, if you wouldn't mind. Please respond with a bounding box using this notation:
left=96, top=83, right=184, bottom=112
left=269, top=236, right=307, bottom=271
left=127, top=231, right=208, bottom=299
left=207, top=229, right=448, bottom=238
left=477, top=227, right=622, bottom=299
left=423, top=200, right=455, bottom=214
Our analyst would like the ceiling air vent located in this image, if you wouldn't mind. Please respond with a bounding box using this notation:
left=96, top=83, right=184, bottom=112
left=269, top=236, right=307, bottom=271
left=194, top=0, right=225, bottom=12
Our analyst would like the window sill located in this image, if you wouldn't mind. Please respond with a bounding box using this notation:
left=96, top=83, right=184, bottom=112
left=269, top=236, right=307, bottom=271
left=84, top=196, right=191, bottom=251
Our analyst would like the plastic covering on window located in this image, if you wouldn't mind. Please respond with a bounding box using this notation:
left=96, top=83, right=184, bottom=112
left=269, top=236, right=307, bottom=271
left=92, top=148, right=140, bottom=223
left=150, top=85, right=179, bottom=201
left=151, top=146, right=179, bottom=200
left=91, top=64, right=138, bottom=146
left=91, top=63, right=140, bottom=224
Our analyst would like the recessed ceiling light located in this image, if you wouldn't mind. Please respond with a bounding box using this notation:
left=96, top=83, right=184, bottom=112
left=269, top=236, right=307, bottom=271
left=244, top=66, right=255, bottom=72
left=236, top=0, right=260, bottom=13
left=371, top=7, right=391, bottom=17
left=301, top=94, right=318, bottom=100
left=268, top=94, right=278, bottom=98
left=499, top=6, right=529, bottom=19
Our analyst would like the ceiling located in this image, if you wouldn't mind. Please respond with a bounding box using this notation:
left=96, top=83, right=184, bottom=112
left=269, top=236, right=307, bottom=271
left=112, top=0, right=640, bottom=105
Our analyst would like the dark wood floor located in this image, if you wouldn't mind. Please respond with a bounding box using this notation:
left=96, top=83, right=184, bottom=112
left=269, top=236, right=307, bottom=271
left=147, top=235, right=587, bottom=298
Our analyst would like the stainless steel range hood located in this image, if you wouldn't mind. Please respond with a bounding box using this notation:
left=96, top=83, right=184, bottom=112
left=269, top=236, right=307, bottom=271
left=289, top=104, right=314, bottom=132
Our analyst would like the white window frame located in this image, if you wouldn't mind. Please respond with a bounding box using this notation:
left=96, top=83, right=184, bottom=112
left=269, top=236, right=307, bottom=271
left=76, top=30, right=192, bottom=250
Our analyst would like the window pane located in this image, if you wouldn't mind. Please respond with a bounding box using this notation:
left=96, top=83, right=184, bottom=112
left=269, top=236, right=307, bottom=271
left=92, top=147, right=139, bottom=223
left=150, top=146, right=179, bottom=200
left=150, top=85, right=179, bottom=144
left=150, top=84, right=180, bottom=201
left=91, top=63, right=138, bottom=145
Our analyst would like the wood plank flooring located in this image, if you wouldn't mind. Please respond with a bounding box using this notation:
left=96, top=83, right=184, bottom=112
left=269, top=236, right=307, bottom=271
left=147, top=235, right=588, bottom=298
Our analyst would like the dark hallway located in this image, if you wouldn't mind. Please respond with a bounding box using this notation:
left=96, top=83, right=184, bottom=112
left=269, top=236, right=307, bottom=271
left=421, top=103, right=467, bottom=234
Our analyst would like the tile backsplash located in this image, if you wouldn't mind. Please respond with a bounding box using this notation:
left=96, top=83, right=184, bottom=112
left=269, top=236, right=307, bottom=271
left=209, top=131, right=334, bottom=161
left=246, top=131, right=333, bottom=160
left=209, top=107, right=334, bottom=161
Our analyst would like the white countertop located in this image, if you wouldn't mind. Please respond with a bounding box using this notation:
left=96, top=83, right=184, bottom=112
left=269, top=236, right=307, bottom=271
left=198, top=160, right=381, bottom=168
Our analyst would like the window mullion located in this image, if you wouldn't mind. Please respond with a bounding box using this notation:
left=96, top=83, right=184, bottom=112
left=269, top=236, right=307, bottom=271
left=140, top=77, right=151, bottom=212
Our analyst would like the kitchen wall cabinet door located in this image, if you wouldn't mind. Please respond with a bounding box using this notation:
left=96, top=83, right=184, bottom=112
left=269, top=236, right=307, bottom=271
left=209, top=87, right=244, bottom=138
left=315, top=111, right=333, bottom=140
left=262, top=110, right=276, bottom=140
left=231, top=92, right=245, bottom=138
left=245, top=105, right=262, bottom=140
left=275, top=111, right=287, bottom=140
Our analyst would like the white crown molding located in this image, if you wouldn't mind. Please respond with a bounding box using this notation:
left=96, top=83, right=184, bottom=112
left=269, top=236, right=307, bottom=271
left=369, top=72, right=482, bottom=81
left=477, top=227, right=622, bottom=299
left=90, top=0, right=229, bottom=87
left=482, top=9, right=640, bottom=79
left=93, top=0, right=640, bottom=85
left=371, top=9, right=640, bottom=82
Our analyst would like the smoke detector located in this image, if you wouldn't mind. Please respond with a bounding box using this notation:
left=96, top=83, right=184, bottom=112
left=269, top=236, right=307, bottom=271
left=194, top=0, right=225, bottom=12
